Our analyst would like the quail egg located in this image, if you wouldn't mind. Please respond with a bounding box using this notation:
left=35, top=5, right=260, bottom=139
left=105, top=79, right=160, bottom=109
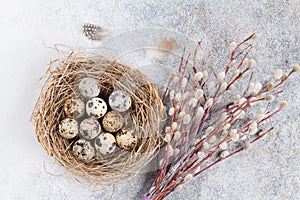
left=72, top=139, right=95, bottom=162
left=86, top=97, right=107, bottom=118
left=108, top=90, right=132, bottom=112
left=58, top=118, right=79, bottom=139
left=94, top=133, right=116, bottom=155
left=79, top=77, right=100, bottom=98
left=116, top=129, right=137, bottom=151
left=64, top=98, right=85, bottom=119
left=102, top=111, right=124, bottom=132
left=79, top=117, right=101, bottom=139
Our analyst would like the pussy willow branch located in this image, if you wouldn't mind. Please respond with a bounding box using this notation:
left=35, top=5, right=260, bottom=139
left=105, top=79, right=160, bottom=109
left=145, top=33, right=299, bottom=200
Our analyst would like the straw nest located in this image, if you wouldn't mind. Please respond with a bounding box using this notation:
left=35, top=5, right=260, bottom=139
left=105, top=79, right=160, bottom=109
left=32, top=52, right=165, bottom=186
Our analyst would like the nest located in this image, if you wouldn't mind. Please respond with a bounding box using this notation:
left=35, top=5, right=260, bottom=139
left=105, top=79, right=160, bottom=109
left=32, top=52, right=165, bottom=186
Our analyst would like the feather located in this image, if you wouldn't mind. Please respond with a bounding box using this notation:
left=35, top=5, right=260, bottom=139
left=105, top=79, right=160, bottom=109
left=83, top=23, right=109, bottom=41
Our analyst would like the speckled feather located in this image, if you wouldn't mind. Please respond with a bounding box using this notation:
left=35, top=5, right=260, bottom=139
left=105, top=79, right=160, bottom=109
left=83, top=23, right=109, bottom=41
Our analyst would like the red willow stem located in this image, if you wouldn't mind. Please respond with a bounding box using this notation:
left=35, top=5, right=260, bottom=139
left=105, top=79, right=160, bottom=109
left=192, top=42, right=202, bottom=72
left=156, top=56, right=200, bottom=190
left=274, top=70, right=294, bottom=88
left=186, top=103, right=278, bottom=176
left=187, top=91, right=283, bottom=177
left=178, top=47, right=186, bottom=73
left=162, top=80, right=171, bottom=101
left=225, top=33, right=254, bottom=74
left=227, top=67, right=250, bottom=89
left=164, top=36, right=255, bottom=182
left=183, top=99, right=256, bottom=176
left=153, top=124, right=275, bottom=199
left=194, top=127, right=274, bottom=177
left=242, top=72, right=254, bottom=97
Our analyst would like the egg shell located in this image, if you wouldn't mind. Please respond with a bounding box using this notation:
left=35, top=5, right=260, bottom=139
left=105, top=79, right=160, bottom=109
left=79, top=117, right=101, bottom=139
left=86, top=97, right=107, bottom=118
left=102, top=111, right=124, bottom=132
left=64, top=98, right=85, bottom=119
left=109, top=90, right=132, bottom=112
left=72, top=139, right=95, bottom=162
left=58, top=118, right=79, bottom=139
left=94, top=133, right=116, bottom=155
left=79, top=77, right=100, bottom=98
left=116, top=129, right=137, bottom=151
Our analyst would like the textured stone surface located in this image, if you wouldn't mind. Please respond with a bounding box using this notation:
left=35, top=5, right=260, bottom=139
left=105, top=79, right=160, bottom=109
left=0, top=0, right=300, bottom=199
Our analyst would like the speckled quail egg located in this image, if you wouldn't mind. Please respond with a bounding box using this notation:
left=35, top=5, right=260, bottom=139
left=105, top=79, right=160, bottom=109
left=102, top=111, right=124, bottom=132
left=108, top=90, right=132, bottom=112
left=64, top=98, right=85, bottom=119
left=79, top=117, right=101, bottom=139
left=94, top=133, right=116, bottom=155
left=58, top=118, right=79, bottom=139
left=72, top=139, right=95, bottom=162
left=116, top=129, right=137, bottom=151
left=79, top=77, right=100, bottom=98
left=86, top=97, right=107, bottom=118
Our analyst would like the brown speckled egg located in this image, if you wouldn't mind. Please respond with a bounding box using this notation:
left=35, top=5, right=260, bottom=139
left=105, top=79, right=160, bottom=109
left=79, top=77, right=100, bottom=98
left=79, top=117, right=101, bottom=139
left=72, top=139, right=95, bottom=162
left=94, top=133, right=116, bottom=155
left=102, top=111, right=124, bottom=132
left=64, top=98, right=85, bottom=119
left=86, top=97, right=107, bottom=118
left=58, top=118, right=79, bottom=139
left=116, top=129, right=137, bottom=151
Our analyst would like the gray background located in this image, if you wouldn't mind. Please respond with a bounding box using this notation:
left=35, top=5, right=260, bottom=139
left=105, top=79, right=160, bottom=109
left=0, top=0, right=300, bottom=199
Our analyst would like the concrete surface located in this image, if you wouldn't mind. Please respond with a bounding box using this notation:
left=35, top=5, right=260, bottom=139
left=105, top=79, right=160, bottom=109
left=0, top=0, right=299, bottom=200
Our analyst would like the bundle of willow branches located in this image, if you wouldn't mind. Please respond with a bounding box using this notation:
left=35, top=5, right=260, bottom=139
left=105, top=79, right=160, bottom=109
left=145, top=33, right=299, bottom=200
